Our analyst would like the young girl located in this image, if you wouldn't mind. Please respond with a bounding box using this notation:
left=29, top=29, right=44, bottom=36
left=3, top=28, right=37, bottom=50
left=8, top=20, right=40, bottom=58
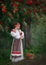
left=10, top=22, right=24, bottom=62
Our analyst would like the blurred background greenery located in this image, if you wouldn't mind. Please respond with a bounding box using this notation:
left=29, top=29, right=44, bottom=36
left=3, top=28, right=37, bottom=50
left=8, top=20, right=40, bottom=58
left=0, top=0, right=46, bottom=65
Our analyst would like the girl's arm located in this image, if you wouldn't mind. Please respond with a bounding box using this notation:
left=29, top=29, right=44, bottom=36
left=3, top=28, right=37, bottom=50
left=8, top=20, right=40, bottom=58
left=20, top=31, right=24, bottom=39
left=10, top=29, right=17, bottom=38
left=19, top=29, right=24, bottom=39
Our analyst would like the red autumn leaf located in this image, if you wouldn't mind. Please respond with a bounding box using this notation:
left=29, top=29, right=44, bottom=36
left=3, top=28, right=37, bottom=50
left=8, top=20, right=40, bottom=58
left=26, top=0, right=33, bottom=5
left=32, top=0, right=39, bottom=5
left=11, top=2, right=19, bottom=7
left=13, top=7, right=18, bottom=13
left=28, top=9, right=32, bottom=12
left=2, top=8, right=7, bottom=13
left=34, top=9, right=37, bottom=15
left=32, top=0, right=37, bottom=2
left=17, top=0, right=23, bottom=3
left=35, top=1, right=39, bottom=5
left=1, top=4, right=7, bottom=13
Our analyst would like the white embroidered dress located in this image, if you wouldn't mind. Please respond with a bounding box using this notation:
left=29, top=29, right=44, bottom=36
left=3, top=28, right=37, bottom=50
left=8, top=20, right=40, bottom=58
left=10, top=29, right=24, bottom=62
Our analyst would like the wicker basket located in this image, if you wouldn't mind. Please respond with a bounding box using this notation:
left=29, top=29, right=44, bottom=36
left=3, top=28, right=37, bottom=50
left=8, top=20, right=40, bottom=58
left=26, top=53, right=35, bottom=60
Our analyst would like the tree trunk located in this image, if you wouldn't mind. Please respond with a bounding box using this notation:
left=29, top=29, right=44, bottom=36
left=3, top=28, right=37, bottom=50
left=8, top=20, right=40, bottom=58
left=23, top=24, right=31, bottom=48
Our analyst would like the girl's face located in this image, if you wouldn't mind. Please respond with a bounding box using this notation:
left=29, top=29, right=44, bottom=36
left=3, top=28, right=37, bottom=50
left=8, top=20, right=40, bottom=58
left=15, top=23, right=20, bottom=29
left=17, top=24, right=20, bottom=29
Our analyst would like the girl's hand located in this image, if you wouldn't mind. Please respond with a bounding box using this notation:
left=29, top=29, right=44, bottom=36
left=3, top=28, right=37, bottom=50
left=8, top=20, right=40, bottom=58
left=20, top=35, right=23, bottom=39
left=20, top=32, right=22, bottom=35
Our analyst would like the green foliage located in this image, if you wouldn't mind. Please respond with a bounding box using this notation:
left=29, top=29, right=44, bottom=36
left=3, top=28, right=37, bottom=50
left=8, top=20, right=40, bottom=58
left=0, top=0, right=46, bottom=65
left=31, top=17, right=46, bottom=54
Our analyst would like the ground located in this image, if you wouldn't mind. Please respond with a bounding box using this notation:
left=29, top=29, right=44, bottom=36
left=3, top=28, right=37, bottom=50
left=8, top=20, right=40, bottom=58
left=1, top=55, right=46, bottom=65
left=9, top=58, right=46, bottom=65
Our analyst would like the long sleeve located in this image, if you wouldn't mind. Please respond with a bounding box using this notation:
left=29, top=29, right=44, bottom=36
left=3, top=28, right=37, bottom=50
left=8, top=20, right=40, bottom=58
left=21, top=31, right=24, bottom=39
left=11, top=31, right=17, bottom=38
left=11, top=29, right=24, bottom=39
left=11, top=29, right=20, bottom=39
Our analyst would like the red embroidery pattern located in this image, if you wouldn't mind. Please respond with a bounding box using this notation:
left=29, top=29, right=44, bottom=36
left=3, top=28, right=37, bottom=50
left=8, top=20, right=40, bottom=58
left=11, top=29, right=15, bottom=32
left=12, top=51, right=21, bottom=54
